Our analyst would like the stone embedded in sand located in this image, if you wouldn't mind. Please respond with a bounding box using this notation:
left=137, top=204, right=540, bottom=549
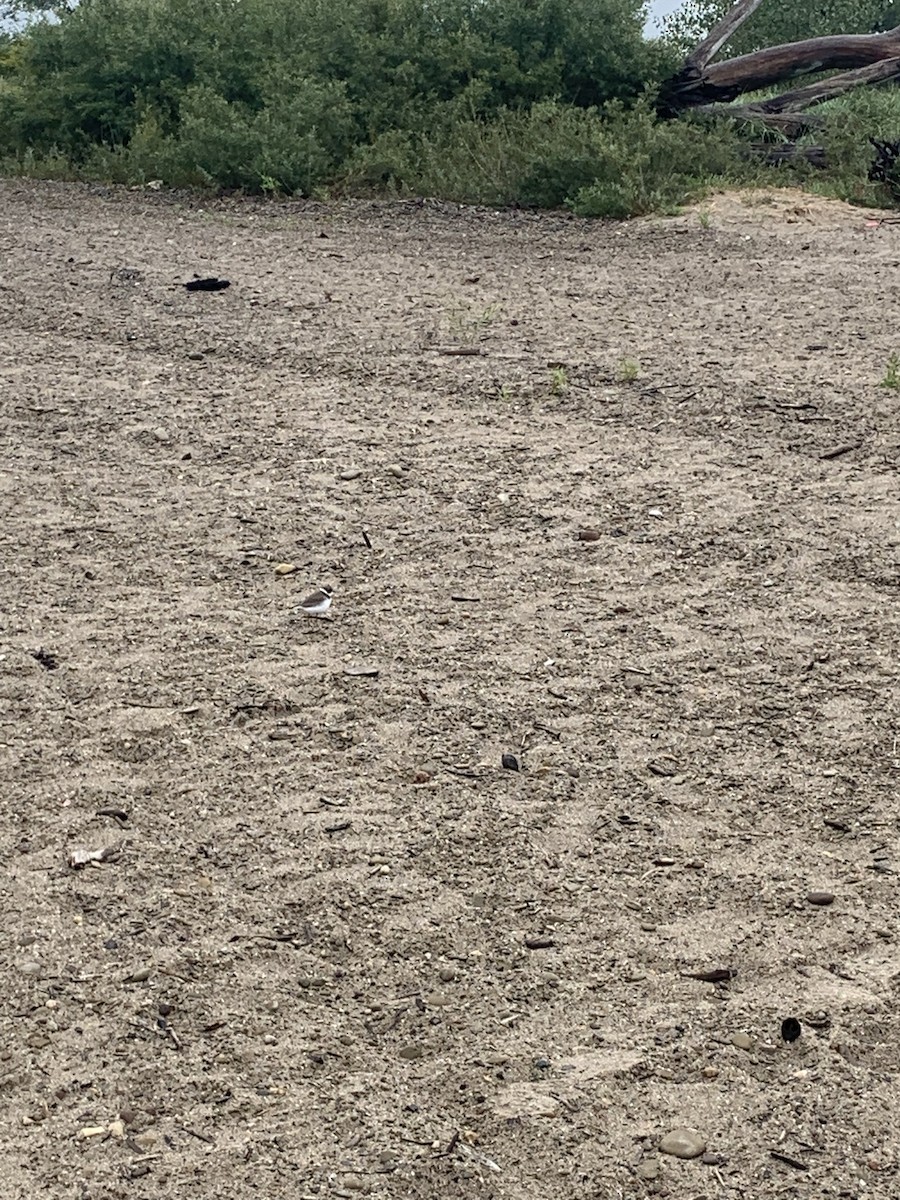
left=731, top=1032, right=754, bottom=1051
left=398, top=1044, right=425, bottom=1060
left=659, top=1128, right=707, bottom=1159
left=636, top=1160, right=660, bottom=1180
left=492, top=1083, right=561, bottom=1119
left=807, top=890, right=835, bottom=906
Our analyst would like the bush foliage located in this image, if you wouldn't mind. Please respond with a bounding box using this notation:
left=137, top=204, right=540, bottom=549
left=0, top=0, right=898, bottom=214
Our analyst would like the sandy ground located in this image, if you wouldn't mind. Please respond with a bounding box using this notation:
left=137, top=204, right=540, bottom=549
left=1, top=179, right=899, bottom=1200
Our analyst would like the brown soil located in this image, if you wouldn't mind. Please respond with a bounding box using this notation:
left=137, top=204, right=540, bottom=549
left=1, top=180, right=899, bottom=1199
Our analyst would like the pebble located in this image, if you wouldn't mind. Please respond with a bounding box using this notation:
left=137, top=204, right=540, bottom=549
left=425, top=992, right=452, bottom=1008
left=636, top=1160, right=659, bottom=1180
left=342, top=1175, right=365, bottom=1191
left=17, top=959, right=42, bottom=977
left=339, top=469, right=362, bottom=481
left=124, top=967, right=152, bottom=983
left=659, top=1128, right=707, bottom=1159
left=576, top=528, right=601, bottom=542
left=438, top=966, right=456, bottom=982
left=399, top=1044, right=424, bottom=1060
left=731, top=1032, right=754, bottom=1051
left=807, top=890, right=835, bottom=906
left=386, top=464, right=405, bottom=478
left=492, top=1084, right=560, bottom=1119
left=297, top=975, right=327, bottom=989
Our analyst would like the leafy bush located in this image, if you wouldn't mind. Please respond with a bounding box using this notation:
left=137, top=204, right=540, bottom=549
left=0, top=0, right=893, bottom=215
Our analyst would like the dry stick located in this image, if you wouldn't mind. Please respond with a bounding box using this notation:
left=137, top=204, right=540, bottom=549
left=770, top=1150, right=810, bottom=1171
left=180, top=1126, right=215, bottom=1145
left=819, top=442, right=862, bottom=461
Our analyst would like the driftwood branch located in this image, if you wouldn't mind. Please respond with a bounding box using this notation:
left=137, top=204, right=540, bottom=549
left=752, top=56, right=900, bottom=112
left=659, top=2, right=900, bottom=115
left=692, top=105, right=824, bottom=135
left=685, top=0, right=767, bottom=72
left=747, top=144, right=828, bottom=168
left=659, top=0, right=900, bottom=190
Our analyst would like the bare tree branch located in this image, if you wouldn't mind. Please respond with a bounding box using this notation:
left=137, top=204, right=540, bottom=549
left=685, top=0, right=768, bottom=72
left=753, top=56, right=900, bottom=112
left=659, top=1, right=900, bottom=116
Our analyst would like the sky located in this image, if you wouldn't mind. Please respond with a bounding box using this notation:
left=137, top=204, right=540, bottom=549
left=0, top=1, right=687, bottom=37
left=646, top=0, right=684, bottom=34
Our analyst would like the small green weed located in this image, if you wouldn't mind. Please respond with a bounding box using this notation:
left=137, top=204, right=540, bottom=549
left=881, top=352, right=900, bottom=390
left=549, top=365, right=568, bottom=394
left=444, top=299, right=502, bottom=342
left=616, top=358, right=639, bottom=382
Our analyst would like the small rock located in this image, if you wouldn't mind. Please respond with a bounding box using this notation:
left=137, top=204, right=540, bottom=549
left=124, top=966, right=152, bottom=984
left=273, top=562, right=299, bottom=575
left=648, top=758, right=678, bottom=777
left=524, top=934, right=554, bottom=950
left=492, top=1083, right=560, bottom=1119
left=501, top=753, right=519, bottom=771
left=76, top=1126, right=107, bottom=1141
left=17, top=959, right=42, bottom=977
left=297, top=975, right=327, bottom=988
left=438, top=966, right=456, bottom=982
left=781, top=1017, right=802, bottom=1043
left=575, top=528, right=601, bottom=542
left=339, top=469, right=362, bottom=481
left=731, top=1032, right=754, bottom=1051
left=659, top=1128, right=707, bottom=1159
left=399, top=1044, right=424, bottom=1060
left=807, top=890, right=835, bottom=906
left=701, top=1152, right=726, bottom=1167
left=386, top=464, right=405, bottom=479
left=701, top=1066, right=718, bottom=1079
left=636, top=1160, right=659, bottom=1180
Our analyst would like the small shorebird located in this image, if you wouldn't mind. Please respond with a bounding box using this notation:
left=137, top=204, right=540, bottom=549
left=294, top=585, right=333, bottom=618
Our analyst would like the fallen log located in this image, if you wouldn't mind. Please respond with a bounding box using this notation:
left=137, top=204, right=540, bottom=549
left=747, top=143, right=829, bottom=168
left=658, top=0, right=900, bottom=116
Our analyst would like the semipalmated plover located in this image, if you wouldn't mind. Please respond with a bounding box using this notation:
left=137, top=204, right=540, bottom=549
left=295, top=585, right=333, bottom=618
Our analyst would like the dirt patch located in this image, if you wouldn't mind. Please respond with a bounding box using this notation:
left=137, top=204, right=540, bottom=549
left=675, top=185, right=894, bottom=230
left=1, top=179, right=899, bottom=1199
